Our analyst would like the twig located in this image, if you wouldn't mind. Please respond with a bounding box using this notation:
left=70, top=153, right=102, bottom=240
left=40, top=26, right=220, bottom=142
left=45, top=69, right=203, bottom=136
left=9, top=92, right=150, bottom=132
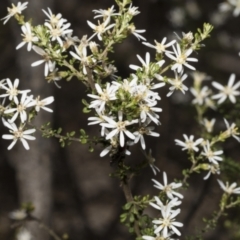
left=85, top=66, right=96, bottom=91
left=121, top=177, right=141, bottom=238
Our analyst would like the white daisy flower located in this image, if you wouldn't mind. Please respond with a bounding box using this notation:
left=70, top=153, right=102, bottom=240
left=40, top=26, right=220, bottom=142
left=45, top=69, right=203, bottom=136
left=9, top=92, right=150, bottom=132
left=101, top=111, right=138, bottom=147
left=127, top=4, right=140, bottom=16
left=212, top=74, right=240, bottom=104
left=175, top=134, right=203, bottom=152
left=16, top=22, right=39, bottom=51
left=217, top=179, right=240, bottom=195
left=45, top=19, right=73, bottom=46
left=224, top=118, right=240, bottom=142
left=129, top=52, right=151, bottom=73
left=128, top=25, right=146, bottom=41
left=70, top=46, right=93, bottom=75
left=142, top=37, right=176, bottom=54
left=42, top=8, right=67, bottom=27
left=150, top=196, right=182, bottom=212
left=190, top=86, right=211, bottom=105
left=203, top=164, right=220, bottom=180
left=202, top=118, right=216, bottom=133
left=92, top=6, right=120, bottom=19
left=129, top=52, right=164, bottom=75
left=28, top=96, right=54, bottom=112
left=152, top=206, right=183, bottom=237
left=2, top=119, right=36, bottom=150
left=112, top=77, right=137, bottom=94
left=31, top=46, right=54, bottom=76
left=139, top=102, right=162, bottom=125
left=152, top=172, right=183, bottom=199
left=0, top=78, right=30, bottom=104
left=4, top=93, right=33, bottom=123
left=201, top=140, right=223, bottom=165
left=88, top=83, right=117, bottom=112
left=1, top=2, right=28, bottom=25
left=87, top=16, right=115, bottom=41
left=167, top=71, right=188, bottom=97
left=166, top=43, right=198, bottom=73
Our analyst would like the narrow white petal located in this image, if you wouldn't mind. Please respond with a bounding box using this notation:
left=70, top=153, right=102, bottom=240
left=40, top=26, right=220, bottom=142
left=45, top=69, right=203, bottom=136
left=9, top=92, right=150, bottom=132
left=20, top=138, right=30, bottom=150
left=2, top=134, right=14, bottom=140
left=7, top=140, right=17, bottom=150
left=31, top=60, right=45, bottom=67
left=16, top=41, right=26, bottom=50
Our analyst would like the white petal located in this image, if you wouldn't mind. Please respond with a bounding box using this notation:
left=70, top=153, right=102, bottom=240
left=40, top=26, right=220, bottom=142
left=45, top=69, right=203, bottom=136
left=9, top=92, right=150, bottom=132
left=7, top=140, right=17, bottom=150
left=2, top=134, right=14, bottom=140
left=20, top=138, right=30, bottom=150
left=16, top=41, right=26, bottom=50
left=31, top=59, right=45, bottom=67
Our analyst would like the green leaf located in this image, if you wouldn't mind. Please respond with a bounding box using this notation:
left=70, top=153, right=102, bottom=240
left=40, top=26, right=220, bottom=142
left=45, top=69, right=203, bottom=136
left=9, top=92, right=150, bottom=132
left=57, top=128, right=62, bottom=134
left=129, top=213, right=135, bottom=223
left=89, top=146, right=94, bottom=152
left=123, top=202, right=132, bottom=210
left=120, top=213, right=127, bottom=223
left=83, top=107, right=91, bottom=113
left=80, top=129, right=86, bottom=135
left=70, top=131, right=75, bottom=137
left=82, top=99, right=89, bottom=106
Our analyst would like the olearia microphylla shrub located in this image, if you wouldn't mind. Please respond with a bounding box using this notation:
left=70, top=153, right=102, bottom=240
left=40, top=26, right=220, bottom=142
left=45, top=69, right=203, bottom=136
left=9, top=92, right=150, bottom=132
left=1, top=0, right=240, bottom=239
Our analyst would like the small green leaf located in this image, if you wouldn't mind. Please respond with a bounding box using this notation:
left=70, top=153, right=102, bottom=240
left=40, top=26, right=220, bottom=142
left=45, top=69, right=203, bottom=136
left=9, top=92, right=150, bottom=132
left=89, top=146, right=94, bottom=152
left=70, top=131, right=75, bottom=137
left=80, top=129, right=86, bottom=135
left=57, top=128, right=62, bottom=134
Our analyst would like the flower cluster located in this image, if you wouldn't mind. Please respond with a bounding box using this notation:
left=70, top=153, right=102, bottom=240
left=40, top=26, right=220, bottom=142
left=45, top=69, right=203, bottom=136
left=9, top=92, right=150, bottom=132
left=174, top=116, right=240, bottom=179
left=1, top=2, right=204, bottom=157
left=143, top=172, right=183, bottom=239
left=190, top=72, right=240, bottom=107
left=0, top=78, right=54, bottom=150
left=3, top=1, right=240, bottom=240
left=142, top=32, right=200, bottom=98
left=2, top=3, right=80, bottom=86
left=174, top=132, right=225, bottom=180
left=87, top=67, right=163, bottom=157
left=201, top=141, right=224, bottom=179
left=178, top=70, right=240, bottom=180
left=86, top=27, right=201, bottom=158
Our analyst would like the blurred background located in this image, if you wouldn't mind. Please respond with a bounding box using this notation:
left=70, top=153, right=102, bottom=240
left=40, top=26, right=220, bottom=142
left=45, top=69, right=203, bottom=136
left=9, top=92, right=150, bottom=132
left=0, top=0, right=240, bottom=239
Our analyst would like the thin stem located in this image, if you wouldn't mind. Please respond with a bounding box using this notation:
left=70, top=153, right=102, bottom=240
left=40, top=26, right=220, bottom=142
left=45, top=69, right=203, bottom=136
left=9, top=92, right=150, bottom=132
left=27, top=122, right=101, bottom=145
left=85, top=66, right=96, bottom=91
left=99, top=40, right=114, bottom=60
left=62, top=60, right=82, bottom=79
left=182, top=153, right=198, bottom=186
left=30, top=216, right=62, bottom=240
left=121, top=177, right=141, bottom=238
left=201, top=208, right=224, bottom=234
